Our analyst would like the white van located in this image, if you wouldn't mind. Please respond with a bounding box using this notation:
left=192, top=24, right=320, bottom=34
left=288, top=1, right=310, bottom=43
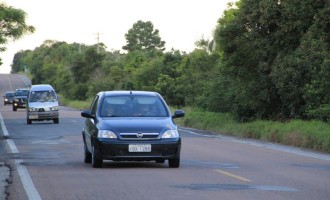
left=26, top=84, right=59, bottom=124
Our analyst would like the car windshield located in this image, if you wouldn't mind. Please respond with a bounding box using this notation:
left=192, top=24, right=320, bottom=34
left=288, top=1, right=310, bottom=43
left=29, top=91, right=56, bottom=102
left=6, top=93, right=14, bottom=97
left=15, top=90, right=29, bottom=96
left=100, top=95, right=168, bottom=117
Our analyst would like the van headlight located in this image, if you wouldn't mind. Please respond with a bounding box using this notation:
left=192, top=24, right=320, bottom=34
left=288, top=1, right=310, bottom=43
left=50, top=106, right=59, bottom=111
left=162, top=130, right=179, bottom=138
left=98, top=130, right=117, bottom=139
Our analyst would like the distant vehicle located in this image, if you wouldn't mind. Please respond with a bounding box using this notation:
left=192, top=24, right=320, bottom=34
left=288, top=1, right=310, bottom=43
left=26, top=84, right=59, bottom=124
left=81, top=90, right=185, bottom=168
left=12, top=88, right=29, bottom=111
left=3, top=91, right=15, bottom=105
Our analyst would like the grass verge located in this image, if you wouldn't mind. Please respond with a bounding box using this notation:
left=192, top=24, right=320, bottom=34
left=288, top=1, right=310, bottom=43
left=178, top=107, right=330, bottom=153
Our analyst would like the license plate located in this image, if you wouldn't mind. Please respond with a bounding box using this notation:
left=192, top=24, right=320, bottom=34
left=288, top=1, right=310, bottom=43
left=29, top=115, right=38, bottom=119
left=129, top=144, right=151, bottom=152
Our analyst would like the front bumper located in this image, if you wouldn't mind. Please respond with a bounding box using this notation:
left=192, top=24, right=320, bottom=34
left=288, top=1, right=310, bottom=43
left=4, top=99, right=13, bottom=104
left=13, top=102, right=26, bottom=108
left=95, top=138, right=181, bottom=161
left=28, top=111, right=59, bottom=120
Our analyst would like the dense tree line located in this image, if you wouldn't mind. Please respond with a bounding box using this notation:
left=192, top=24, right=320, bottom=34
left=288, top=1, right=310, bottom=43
left=9, top=0, right=330, bottom=122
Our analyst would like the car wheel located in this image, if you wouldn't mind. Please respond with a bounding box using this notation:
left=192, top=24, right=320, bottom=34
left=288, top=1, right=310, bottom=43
left=84, top=143, right=92, bottom=163
left=13, top=106, right=17, bottom=111
left=27, top=118, right=32, bottom=124
left=53, top=118, right=59, bottom=124
left=92, top=145, right=103, bottom=168
left=168, top=158, right=180, bottom=168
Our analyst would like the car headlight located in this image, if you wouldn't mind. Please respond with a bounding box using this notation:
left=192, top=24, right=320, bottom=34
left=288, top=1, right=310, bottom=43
left=29, top=107, right=38, bottom=112
left=162, top=130, right=179, bottom=138
left=98, top=130, right=117, bottom=139
left=5, top=98, right=8, bottom=101
left=50, top=106, right=59, bottom=111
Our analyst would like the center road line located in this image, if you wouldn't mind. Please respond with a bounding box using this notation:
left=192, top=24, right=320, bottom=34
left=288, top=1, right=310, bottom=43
left=0, top=113, right=42, bottom=200
left=215, top=169, right=252, bottom=182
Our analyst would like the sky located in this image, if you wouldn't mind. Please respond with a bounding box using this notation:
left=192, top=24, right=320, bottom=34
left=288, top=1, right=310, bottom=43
left=0, top=0, right=233, bottom=74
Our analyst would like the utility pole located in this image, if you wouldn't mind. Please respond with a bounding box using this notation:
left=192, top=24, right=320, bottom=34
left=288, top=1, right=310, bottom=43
left=94, top=32, right=103, bottom=53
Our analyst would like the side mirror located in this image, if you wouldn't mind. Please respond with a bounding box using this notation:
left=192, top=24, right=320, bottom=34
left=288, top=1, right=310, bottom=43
left=81, top=110, right=95, bottom=119
left=172, top=110, right=185, bottom=119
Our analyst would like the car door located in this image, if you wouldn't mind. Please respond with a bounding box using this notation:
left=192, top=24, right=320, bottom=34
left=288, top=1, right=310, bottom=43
left=84, top=95, right=100, bottom=150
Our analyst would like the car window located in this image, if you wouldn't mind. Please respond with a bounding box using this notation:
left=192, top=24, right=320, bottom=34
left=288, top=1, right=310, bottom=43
left=5, top=93, right=14, bottom=97
left=101, top=95, right=168, bottom=117
left=29, top=91, right=56, bottom=102
left=15, top=90, right=29, bottom=96
left=90, top=95, right=100, bottom=115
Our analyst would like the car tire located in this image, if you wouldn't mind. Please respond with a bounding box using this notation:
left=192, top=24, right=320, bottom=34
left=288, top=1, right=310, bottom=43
left=53, top=118, right=59, bottom=124
left=92, top=145, right=103, bottom=168
left=84, top=143, right=92, bottom=163
left=168, top=158, right=180, bottom=168
left=13, top=106, right=17, bottom=111
left=27, top=118, right=32, bottom=124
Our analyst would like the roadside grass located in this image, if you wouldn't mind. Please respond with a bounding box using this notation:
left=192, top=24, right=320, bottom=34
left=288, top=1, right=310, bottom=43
left=59, top=97, right=330, bottom=153
left=174, top=107, right=330, bottom=153
left=58, top=94, right=91, bottom=110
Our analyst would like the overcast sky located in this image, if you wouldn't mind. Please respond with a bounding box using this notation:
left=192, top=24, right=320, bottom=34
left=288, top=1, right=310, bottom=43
left=0, top=0, right=233, bottom=73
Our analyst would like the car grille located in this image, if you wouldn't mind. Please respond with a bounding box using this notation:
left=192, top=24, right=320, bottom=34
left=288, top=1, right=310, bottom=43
left=16, top=98, right=27, bottom=103
left=119, top=132, right=159, bottom=140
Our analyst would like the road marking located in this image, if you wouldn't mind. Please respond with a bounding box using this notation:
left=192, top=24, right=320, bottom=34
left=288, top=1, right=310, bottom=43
left=179, top=127, right=330, bottom=161
left=215, top=169, right=252, bottom=182
left=0, top=113, right=42, bottom=200
left=6, top=75, right=13, bottom=90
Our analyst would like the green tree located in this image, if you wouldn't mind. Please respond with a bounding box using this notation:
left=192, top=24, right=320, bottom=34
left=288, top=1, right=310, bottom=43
left=214, top=0, right=328, bottom=121
left=0, top=3, right=35, bottom=65
left=122, top=20, right=165, bottom=52
left=176, top=49, right=218, bottom=107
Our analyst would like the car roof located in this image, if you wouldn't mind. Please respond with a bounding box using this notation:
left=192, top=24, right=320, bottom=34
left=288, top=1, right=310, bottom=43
left=5, top=91, right=15, bottom=94
left=30, top=84, right=54, bottom=91
left=100, top=90, right=159, bottom=97
left=16, top=88, right=29, bottom=91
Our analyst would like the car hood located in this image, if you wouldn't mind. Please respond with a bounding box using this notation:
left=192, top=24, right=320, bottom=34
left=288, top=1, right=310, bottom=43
left=98, top=117, right=177, bottom=133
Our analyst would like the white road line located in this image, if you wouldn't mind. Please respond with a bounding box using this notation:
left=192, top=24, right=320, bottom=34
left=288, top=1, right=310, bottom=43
left=0, top=113, right=41, bottom=200
left=179, top=127, right=330, bottom=161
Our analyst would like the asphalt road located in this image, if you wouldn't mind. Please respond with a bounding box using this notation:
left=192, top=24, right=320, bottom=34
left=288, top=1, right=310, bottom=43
left=1, top=74, right=330, bottom=200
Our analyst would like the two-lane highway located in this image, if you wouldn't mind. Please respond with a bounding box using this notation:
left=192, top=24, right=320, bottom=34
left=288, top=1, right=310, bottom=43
left=1, top=74, right=330, bottom=200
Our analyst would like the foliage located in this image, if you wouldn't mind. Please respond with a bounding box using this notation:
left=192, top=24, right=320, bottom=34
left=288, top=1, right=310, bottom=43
left=122, top=20, right=165, bottom=52
left=9, top=4, right=330, bottom=125
left=0, top=3, right=35, bottom=65
left=214, top=0, right=330, bottom=121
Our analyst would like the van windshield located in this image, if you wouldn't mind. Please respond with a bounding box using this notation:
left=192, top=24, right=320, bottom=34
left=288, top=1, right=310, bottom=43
left=29, top=91, right=56, bottom=102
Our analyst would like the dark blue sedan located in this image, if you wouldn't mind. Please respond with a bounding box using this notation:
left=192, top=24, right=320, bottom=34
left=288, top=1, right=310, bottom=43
left=3, top=91, right=14, bottom=105
left=81, top=91, right=185, bottom=168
